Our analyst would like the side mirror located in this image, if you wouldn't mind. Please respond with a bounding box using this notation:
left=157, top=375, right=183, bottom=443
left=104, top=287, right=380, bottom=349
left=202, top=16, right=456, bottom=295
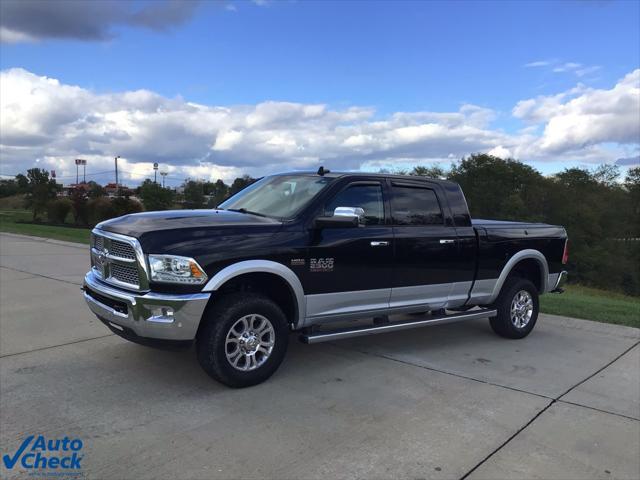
left=314, top=206, right=365, bottom=229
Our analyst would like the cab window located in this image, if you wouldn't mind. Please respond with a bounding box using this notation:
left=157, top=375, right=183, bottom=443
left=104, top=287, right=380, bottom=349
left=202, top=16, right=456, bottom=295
left=325, top=184, right=384, bottom=225
left=391, top=186, right=444, bottom=225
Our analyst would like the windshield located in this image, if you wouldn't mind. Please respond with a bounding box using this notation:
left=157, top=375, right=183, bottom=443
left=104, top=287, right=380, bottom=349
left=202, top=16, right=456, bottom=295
left=218, top=175, right=335, bottom=219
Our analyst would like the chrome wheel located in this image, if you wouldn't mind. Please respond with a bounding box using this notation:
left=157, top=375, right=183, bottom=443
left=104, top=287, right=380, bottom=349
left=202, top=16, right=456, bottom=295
left=510, top=290, right=533, bottom=328
left=225, top=314, right=275, bottom=371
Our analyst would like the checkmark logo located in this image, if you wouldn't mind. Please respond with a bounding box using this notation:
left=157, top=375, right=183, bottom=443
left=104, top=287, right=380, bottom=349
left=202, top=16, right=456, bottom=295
left=3, top=435, right=34, bottom=469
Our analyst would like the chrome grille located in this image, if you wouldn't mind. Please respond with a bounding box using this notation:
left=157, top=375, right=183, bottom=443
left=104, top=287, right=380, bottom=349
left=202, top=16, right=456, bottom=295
left=109, top=240, right=136, bottom=260
left=110, top=263, right=140, bottom=286
left=93, top=235, right=104, bottom=251
left=90, top=230, right=148, bottom=291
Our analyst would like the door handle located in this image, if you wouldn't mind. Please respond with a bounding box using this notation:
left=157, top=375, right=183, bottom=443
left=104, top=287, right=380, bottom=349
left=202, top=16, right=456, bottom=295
left=370, top=241, right=390, bottom=247
left=439, top=239, right=456, bottom=244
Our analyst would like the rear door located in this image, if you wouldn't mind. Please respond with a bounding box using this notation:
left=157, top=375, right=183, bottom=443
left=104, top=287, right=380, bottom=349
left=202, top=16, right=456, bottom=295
left=304, top=179, right=394, bottom=320
left=389, top=181, right=471, bottom=309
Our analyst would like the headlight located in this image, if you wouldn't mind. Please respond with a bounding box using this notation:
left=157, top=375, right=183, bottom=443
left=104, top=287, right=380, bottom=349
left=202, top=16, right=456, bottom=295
left=148, top=255, right=208, bottom=285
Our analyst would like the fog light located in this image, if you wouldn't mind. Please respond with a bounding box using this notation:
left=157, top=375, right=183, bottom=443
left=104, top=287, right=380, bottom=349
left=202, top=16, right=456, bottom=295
left=148, top=307, right=175, bottom=323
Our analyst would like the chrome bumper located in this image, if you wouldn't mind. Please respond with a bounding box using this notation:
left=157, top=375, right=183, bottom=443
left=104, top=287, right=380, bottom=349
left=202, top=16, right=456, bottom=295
left=83, top=271, right=210, bottom=340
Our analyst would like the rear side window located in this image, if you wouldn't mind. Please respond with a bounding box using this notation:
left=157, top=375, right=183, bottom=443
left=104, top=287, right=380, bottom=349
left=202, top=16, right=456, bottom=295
left=391, top=186, right=444, bottom=225
left=325, top=184, right=384, bottom=225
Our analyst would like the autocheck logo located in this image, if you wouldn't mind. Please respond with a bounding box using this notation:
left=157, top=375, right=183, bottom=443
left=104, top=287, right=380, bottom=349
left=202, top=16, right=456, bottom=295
left=3, top=435, right=84, bottom=472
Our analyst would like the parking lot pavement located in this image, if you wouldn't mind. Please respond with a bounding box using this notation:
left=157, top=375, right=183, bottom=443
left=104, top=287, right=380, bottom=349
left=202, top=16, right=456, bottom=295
left=1, top=233, right=639, bottom=480
left=0, top=234, right=106, bottom=355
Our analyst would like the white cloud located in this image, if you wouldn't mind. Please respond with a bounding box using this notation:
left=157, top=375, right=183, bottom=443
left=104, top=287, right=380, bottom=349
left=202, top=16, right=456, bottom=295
left=487, top=146, right=512, bottom=159
left=1, top=68, right=638, bottom=185
left=514, top=69, right=640, bottom=154
left=524, top=60, right=552, bottom=68
left=524, top=59, right=601, bottom=79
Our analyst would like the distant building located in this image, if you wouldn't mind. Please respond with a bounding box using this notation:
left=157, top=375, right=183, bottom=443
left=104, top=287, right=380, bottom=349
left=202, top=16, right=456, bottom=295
left=60, top=183, right=90, bottom=197
left=104, top=183, right=133, bottom=197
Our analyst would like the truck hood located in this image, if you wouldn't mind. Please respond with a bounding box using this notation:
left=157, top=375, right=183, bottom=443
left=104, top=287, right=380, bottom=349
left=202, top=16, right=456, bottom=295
left=97, top=209, right=282, bottom=238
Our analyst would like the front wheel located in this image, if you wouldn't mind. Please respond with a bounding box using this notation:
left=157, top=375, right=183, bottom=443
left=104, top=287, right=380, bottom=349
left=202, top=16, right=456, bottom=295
left=489, top=277, right=539, bottom=339
left=196, top=293, right=289, bottom=388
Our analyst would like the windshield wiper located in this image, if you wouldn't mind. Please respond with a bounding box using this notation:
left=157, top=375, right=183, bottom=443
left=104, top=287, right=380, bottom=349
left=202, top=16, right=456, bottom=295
left=224, top=208, right=271, bottom=218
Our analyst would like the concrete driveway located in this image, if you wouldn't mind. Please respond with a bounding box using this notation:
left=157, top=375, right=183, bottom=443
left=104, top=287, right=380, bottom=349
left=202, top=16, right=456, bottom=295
left=1, top=232, right=638, bottom=480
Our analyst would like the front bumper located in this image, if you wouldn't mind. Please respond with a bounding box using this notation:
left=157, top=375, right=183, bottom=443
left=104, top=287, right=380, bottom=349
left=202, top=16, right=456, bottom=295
left=83, top=271, right=210, bottom=341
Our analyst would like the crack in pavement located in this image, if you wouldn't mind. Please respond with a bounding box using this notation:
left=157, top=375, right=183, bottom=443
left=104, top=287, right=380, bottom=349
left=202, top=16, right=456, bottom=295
left=458, top=340, right=640, bottom=479
left=0, top=333, right=115, bottom=358
left=330, top=339, right=639, bottom=479
left=0, top=265, right=83, bottom=286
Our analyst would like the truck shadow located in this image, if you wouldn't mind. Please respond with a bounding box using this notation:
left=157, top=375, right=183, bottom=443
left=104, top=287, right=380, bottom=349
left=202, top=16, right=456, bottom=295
left=116, top=317, right=497, bottom=391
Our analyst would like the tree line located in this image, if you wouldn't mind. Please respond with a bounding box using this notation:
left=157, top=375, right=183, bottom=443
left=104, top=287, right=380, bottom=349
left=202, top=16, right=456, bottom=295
left=1, top=154, right=638, bottom=295
left=398, top=154, right=640, bottom=296
left=0, top=171, right=256, bottom=225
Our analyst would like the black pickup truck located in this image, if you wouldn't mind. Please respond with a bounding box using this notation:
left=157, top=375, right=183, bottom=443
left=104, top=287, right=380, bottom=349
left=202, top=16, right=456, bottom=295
left=82, top=170, right=568, bottom=387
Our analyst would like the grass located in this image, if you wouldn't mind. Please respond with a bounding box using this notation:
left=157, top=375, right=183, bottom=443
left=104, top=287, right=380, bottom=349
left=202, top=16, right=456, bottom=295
left=541, top=284, right=639, bottom=328
left=0, top=209, right=90, bottom=244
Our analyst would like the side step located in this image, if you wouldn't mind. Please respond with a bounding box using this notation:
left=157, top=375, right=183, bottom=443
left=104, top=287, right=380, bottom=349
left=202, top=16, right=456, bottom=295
left=300, top=308, right=497, bottom=344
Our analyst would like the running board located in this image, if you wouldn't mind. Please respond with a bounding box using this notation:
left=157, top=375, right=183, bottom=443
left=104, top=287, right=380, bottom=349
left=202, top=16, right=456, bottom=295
left=300, top=308, right=497, bottom=344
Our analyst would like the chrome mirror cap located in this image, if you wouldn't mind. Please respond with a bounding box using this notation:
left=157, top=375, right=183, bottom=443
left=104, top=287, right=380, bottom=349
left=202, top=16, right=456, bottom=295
left=333, top=206, right=365, bottom=224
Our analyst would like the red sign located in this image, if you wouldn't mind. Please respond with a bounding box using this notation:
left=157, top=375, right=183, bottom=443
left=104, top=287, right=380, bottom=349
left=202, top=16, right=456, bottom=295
left=51, top=170, right=56, bottom=178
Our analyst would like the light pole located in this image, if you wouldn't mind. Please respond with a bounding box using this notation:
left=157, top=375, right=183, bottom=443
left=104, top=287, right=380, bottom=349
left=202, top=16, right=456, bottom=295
left=160, top=171, right=168, bottom=188
left=114, top=155, right=121, bottom=190
left=75, top=159, right=87, bottom=184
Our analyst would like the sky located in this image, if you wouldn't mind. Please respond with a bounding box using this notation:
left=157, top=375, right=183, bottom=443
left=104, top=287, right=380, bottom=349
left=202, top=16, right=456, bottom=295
left=0, top=0, right=639, bottom=187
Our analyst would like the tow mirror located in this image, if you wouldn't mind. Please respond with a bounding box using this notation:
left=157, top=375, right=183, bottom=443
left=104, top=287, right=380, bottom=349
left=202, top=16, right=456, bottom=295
left=314, top=206, right=365, bottom=229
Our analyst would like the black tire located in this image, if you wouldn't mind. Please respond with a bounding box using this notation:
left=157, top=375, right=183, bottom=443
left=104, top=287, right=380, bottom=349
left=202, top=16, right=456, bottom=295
left=489, top=277, right=539, bottom=339
left=196, top=292, right=289, bottom=388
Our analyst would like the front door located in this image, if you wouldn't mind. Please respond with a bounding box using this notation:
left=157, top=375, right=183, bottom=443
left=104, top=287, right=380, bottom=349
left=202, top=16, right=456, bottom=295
left=304, top=180, right=393, bottom=321
left=389, top=181, right=470, bottom=310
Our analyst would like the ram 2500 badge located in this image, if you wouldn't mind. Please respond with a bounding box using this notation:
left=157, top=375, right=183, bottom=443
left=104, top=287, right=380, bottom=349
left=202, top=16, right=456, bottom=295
left=82, top=169, right=568, bottom=387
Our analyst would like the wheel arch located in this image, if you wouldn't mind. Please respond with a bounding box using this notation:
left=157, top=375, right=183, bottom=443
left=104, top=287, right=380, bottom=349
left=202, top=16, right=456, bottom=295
left=202, top=260, right=305, bottom=328
left=488, top=249, right=549, bottom=303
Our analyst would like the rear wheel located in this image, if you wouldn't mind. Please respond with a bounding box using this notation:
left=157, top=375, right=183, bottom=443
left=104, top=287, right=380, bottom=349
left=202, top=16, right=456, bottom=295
left=196, top=293, right=289, bottom=387
left=489, top=277, right=539, bottom=339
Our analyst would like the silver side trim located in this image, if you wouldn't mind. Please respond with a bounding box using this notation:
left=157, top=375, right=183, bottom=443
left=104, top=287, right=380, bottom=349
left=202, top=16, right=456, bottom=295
left=202, top=260, right=305, bottom=327
left=305, top=288, right=391, bottom=320
left=389, top=281, right=472, bottom=310
left=301, top=308, right=498, bottom=344
left=304, top=281, right=473, bottom=326
left=467, top=278, right=498, bottom=304
left=469, top=249, right=549, bottom=304
left=389, top=283, right=451, bottom=309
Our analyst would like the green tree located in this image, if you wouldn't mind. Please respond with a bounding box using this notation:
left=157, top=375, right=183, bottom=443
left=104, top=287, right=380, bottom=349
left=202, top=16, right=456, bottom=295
left=47, top=198, right=72, bottom=224
left=410, top=165, right=447, bottom=178
left=70, top=188, right=89, bottom=225
left=25, top=168, right=59, bottom=221
left=87, top=181, right=106, bottom=198
left=0, top=179, right=18, bottom=197
left=139, top=179, right=174, bottom=211
left=112, top=197, right=143, bottom=217
left=447, top=154, right=548, bottom=221
left=624, top=167, right=640, bottom=238
left=182, top=180, right=205, bottom=209
left=15, top=174, right=29, bottom=193
left=229, top=175, right=256, bottom=196
left=209, top=179, right=230, bottom=207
